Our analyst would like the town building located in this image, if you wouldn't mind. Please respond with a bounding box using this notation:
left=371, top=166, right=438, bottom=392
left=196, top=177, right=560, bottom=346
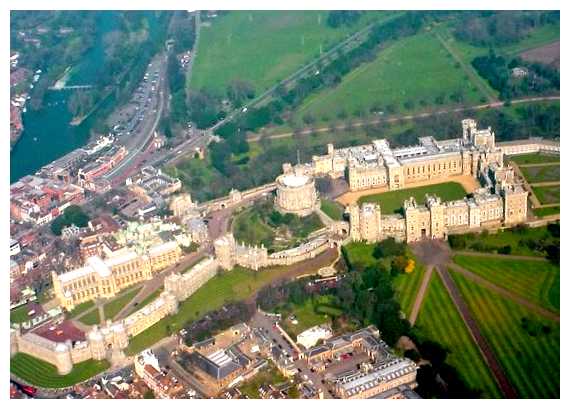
left=134, top=349, right=186, bottom=398
left=296, top=324, right=333, bottom=349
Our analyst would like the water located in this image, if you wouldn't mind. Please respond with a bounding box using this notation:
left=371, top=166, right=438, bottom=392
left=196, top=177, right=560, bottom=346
left=10, top=12, right=122, bottom=183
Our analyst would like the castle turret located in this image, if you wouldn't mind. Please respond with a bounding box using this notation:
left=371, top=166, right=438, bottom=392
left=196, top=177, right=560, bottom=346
left=54, top=342, right=73, bottom=375
left=88, top=325, right=106, bottom=360
left=214, top=233, right=236, bottom=270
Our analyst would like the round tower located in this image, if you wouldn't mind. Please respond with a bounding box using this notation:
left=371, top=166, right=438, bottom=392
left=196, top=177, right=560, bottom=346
left=54, top=342, right=73, bottom=375
left=88, top=326, right=106, bottom=360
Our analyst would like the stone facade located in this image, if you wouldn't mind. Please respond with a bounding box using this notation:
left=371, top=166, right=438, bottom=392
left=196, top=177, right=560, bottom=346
left=52, top=240, right=181, bottom=311
left=312, top=119, right=503, bottom=192
left=348, top=184, right=528, bottom=243
left=165, top=257, right=219, bottom=302
left=275, top=164, right=319, bottom=216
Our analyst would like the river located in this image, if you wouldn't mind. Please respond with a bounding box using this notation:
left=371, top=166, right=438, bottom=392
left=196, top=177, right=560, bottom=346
left=10, top=12, right=162, bottom=184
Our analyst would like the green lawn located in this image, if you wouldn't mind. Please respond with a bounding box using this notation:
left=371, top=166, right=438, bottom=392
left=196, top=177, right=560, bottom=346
left=532, top=185, right=560, bottom=205
left=277, top=294, right=341, bottom=337
left=416, top=273, right=501, bottom=398
left=451, top=270, right=560, bottom=398
left=358, top=182, right=467, bottom=214
left=508, top=152, right=560, bottom=165
left=293, top=32, right=484, bottom=123
left=239, top=362, right=289, bottom=398
left=79, top=308, right=101, bottom=326
left=453, top=225, right=554, bottom=257
left=67, top=300, right=95, bottom=319
left=393, top=255, right=426, bottom=318
left=533, top=206, right=560, bottom=217
left=342, top=242, right=377, bottom=271
left=103, top=287, right=141, bottom=320
left=10, top=305, right=34, bottom=324
left=10, top=353, right=109, bottom=388
left=137, top=288, right=163, bottom=309
left=521, top=165, right=559, bottom=184
left=126, top=261, right=327, bottom=355
left=453, top=255, right=559, bottom=311
left=320, top=199, right=345, bottom=221
left=191, top=11, right=394, bottom=95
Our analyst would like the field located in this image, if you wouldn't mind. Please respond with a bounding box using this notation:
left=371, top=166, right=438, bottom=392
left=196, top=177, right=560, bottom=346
left=137, top=288, right=163, bottom=309
left=533, top=206, right=560, bottom=217
left=415, top=273, right=501, bottom=398
left=67, top=300, right=95, bottom=319
left=392, top=256, right=425, bottom=318
left=450, top=270, right=560, bottom=398
left=357, top=182, right=467, bottom=214
left=532, top=185, right=560, bottom=205
left=277, top=294, right=342, bottom=337
left=10, top=304, right=34, bottom=324
left=342, top=242, right=377, bottom=270
left=103, top=287, right=141, bottom=320
left=520, top=41, right=560, bottom=68
left=232, top=199, right=324, bottom=251
left=125, top=256, right=333, bottom=355
left=79, top=308, right=101, bottom=326
left=508, top=152, right=560, bottom=165
left=451, top=225, right=554, bottom=257
left=521, top=165, right=560, bottom=184
left=453, top=255, right=560, bottom=311
left=10, top=353, right=110, bottom=388
left=190, top=11, right=393, bottom=95
left=293, top=32, right=484, bottom=123
left=320, top=199, right=345, bottom=220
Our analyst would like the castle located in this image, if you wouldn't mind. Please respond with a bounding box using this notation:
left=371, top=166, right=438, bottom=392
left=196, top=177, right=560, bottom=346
left=11, top=257, right=220, bottom=375
left=312, top=119, right=503, bottom=191
left=52, top=240, right=182, bottom=311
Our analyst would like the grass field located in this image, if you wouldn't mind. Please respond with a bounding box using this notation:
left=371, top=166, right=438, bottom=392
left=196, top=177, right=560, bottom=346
left=137, top=288, right=163, bottom=309
left=508, top=152, right=560, bottom=165
left=10, top=305, right=33, bottom=324
left=10, top=353, right=109, bottom=388
left=533, top=206, right=560, bottom=217
left=451, top=270, right=560, bottom=398
left=277, top=294, right=342, bottom=337
left=68, top=300, right=95, bottom=319
left=342, top=242, right=377, bottom=271
left=453, top=255, right=560, bottom=311
left=358, top=182, right=467, bottom=214
left=103, top=287, right=141, bottom=320
left=532, top=185, right=560, bottom=205
left=393, top=256, right=425, bottom=318
left=454, top=225, right=554, bottom=257
left=126, top=261, right=327, bottom=355
left=521, top=165, right=560, bottom=184
left=79, top=308, right=101, bottom=326
left=190, top=11, right=394, bottom=95
left=320, top=199, right=345, bottom=220
left=293, top=32, right=484, bottom=123
left=416, top=273, right=501, bottom=398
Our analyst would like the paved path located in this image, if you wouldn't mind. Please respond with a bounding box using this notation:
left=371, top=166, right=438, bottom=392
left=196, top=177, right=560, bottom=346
left=453, top=251, right=547, bottom=261
left=408, top=265, right=433, bottom=325
left=530, top=181, right=560, bottom=187
left=248, top=96, right=559, bottom=143
left=448, top=262, right=559, bottom=322
left=436, top=266, right=518, bottom=398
